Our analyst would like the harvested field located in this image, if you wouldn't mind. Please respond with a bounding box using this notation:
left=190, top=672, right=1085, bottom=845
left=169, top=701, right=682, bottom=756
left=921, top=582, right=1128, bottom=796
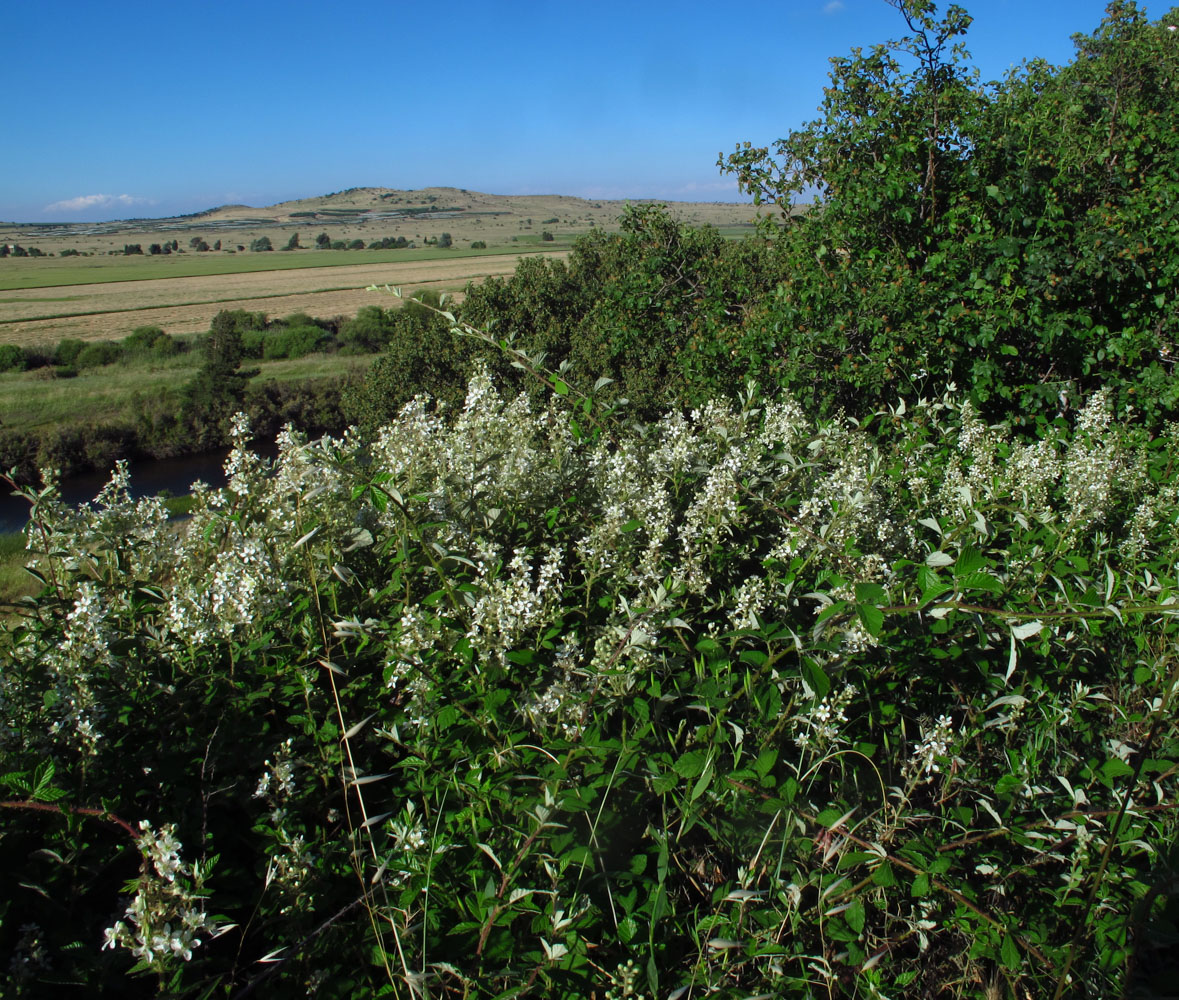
left=0, top=253, right=565, bottom=348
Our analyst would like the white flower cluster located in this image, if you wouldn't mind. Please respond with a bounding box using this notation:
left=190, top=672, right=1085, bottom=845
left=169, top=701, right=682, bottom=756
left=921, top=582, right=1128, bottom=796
left=103, top=822, right=221, bottom=968
left=253, top=737, right=297, bottom=801
left=908, top=715, right=956, bottom=782
left=467, top=545, right=564, bottom=667
left=793, top=683, right=857, bottom=750
left=919, top=389, right=1132, bottom=537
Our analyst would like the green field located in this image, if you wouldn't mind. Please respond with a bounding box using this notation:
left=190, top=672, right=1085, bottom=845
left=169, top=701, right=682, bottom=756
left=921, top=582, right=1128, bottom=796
left=0, top=351, right=370, bottom=434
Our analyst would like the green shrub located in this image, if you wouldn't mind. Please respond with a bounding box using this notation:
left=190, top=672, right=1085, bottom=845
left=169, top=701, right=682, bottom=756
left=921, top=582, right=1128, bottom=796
left=53, top=338, right=87, bottom=367
left=3, top=370, right=1177, bottom=997
left=122, top=325, right=178, bottom=358
left=0, top=344, right=27, bottom=372
left=262, top=324, right=329, bottom=359
left=75, top=341, right=123, bottom=369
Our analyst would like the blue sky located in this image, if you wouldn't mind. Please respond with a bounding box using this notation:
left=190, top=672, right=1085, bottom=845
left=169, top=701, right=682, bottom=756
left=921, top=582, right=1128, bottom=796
left=2, top=0, right=1143, bottom=221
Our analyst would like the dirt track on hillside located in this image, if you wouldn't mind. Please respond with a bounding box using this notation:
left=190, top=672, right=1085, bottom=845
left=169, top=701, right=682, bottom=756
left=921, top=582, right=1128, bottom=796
left=0, top=253, right=565, bottom=347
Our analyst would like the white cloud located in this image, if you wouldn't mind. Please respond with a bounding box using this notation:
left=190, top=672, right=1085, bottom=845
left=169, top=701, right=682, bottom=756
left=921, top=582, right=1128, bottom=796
left=823, top=1, right=845, bottom=12
left=44, top=193, right=152, bottom=214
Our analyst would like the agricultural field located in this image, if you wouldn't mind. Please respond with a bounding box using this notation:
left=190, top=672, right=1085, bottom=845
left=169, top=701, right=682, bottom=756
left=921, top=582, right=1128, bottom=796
left=0, top=251, right=564, bottom=345
left=0, top=187, right=759, bottom=346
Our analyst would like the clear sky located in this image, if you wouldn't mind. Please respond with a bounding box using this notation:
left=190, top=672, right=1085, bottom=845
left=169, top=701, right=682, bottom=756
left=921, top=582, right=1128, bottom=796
left=2, top=0, right=1147, bottom=221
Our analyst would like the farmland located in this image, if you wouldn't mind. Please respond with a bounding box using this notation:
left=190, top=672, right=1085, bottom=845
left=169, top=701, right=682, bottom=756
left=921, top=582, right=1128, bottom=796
left=0, top=251, right=564, bottom=344
left=0, top=186, right=759, bottom=346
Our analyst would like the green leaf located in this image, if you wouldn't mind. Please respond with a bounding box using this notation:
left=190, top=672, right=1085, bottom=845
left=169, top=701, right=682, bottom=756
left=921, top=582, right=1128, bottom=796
left=689, top=760, right=714, bottom=803
left=854, top=582, right=887, bottom=605
left=753, top=748, right=778, bottom=777
left=1001, top=933, right=1021, bottom=970
left=553, top=379, right=570, bottom=396
left=911, top=873, right=931, bottom=897
left=845, top=898, right=866, bottom=934
left=858, top=603, right=884, bottom=637
left=674, top=751, right=707, bottom=780
left=954, top=546, right=984, bottom=575
left=1101, top=758, right=1134, bottom=781
left=957, top=571, right=1003, bottom=595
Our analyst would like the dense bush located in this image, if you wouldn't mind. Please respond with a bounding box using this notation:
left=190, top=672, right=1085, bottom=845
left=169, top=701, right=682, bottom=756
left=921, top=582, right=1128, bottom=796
left=0, top=344, right=28, bottom=372
left=75, top=340, right=124, bottom=369
left=53, top=338, right=88, bottom=368
left=721, top=0, right=1179, bottom=421
left=2, top=366, right=1177, bottom=997
left=122, top=326, right=180, bottom=358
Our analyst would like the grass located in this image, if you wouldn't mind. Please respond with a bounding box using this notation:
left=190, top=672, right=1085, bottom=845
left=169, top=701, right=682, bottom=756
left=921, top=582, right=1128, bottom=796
left=0, top=531, right=35, bottom=609
left=0, top=351, right=371, bottom=434
left=0, top=244, right=574, bottom=292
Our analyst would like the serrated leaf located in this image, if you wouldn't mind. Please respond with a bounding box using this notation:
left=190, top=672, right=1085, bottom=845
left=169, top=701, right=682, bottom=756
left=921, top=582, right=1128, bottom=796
left=858, top=603, right=884, bottom=637
left=958, top=571, right=1002, bottom=594
left=854, top=582, right=887, bottom=605
left=674, top=751, right=707, bottom=779
left=925, top=551, right=954, bottom=568
left=955, top=546, right=984, bottom=575
left=845, top=897, right=866, bottom=934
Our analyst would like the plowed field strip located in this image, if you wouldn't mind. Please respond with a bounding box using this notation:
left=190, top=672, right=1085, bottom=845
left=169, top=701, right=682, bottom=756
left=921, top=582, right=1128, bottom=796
left=0, top=254, right=563, bottom=347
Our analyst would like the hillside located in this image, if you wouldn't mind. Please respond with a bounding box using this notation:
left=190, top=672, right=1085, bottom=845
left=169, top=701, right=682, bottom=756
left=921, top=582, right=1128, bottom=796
left=0, top=187, right=760, bottom=257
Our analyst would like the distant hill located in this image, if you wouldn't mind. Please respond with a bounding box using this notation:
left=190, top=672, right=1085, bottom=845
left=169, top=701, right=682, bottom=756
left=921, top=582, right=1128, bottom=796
left=0, top=187, right=760, bottom=254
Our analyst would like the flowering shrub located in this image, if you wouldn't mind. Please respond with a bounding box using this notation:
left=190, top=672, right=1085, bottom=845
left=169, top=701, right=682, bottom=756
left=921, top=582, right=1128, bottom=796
left=2, top=365, right=1178, bottom=998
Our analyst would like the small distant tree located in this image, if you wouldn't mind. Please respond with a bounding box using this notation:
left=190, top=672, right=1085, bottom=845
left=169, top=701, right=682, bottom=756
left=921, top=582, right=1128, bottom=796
left=28, top=247, right=44, bottom=256
left=541, top=231, right=554, bottom=242
left=250, top=236, right=273, bottom=252
left=438, top=232, right=453, bottom=248
left=122, top=244, right=143, bottom=255
left=149, top=243, right=163, bottom=255
left=213, top=239, right=222, bottom=251
left=170, top=240, right=179, bottom=252
left=330, top=240, right=347, bottom=250
left=470, top=240, right=487, bottom=249
left=0, top=244, right=8, bottom=258
left=283, top=232, right=301, bottom=251
left=348, top=239, right=365, bottom=249
left=189, top=237, right=204, bottom=250
left=316, top=232, right=331, bottom=249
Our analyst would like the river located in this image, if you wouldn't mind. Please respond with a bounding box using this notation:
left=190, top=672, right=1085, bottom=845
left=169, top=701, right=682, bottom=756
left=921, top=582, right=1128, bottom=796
left=0, top=442, right=276, bottom=535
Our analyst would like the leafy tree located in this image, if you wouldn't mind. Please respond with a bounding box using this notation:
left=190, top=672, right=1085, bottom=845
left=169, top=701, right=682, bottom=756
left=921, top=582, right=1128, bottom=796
left=283, top=232, right=301, bottom=251
left=316, top=232, right=331, bottom=249
left=348, top=239, right=365, bottom=249
left=213, top=240, right=222, bottom=251
left=149, top=243, right=164, bottom=255
left=470, top=240, right=487, bottom=249
left=122, top=244, right=143, bottom=255
left=717, top=0, right=1179, bottom=420
left=437, top=232, right=453, bottom=248
left=182, top=310, right=261, bottom=447
left=249, top=236, right=273, bottom=252
left=541, top=231, right=554, bottom=242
